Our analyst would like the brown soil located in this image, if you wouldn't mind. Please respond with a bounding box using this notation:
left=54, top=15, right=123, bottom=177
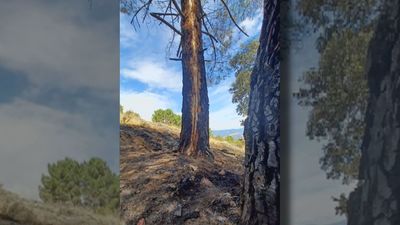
left=120, top=121, right=245, bottom=225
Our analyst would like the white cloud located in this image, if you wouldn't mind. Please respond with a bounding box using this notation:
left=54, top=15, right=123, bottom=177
left=238, top=12, right=263, bottom=38
left=120, top=14, right=137, bottom=48
left=120, top=90, right=174, bottom=120
left=121, top=60, right=182, bottom=92
left=210, top=105, right=244, bottom=130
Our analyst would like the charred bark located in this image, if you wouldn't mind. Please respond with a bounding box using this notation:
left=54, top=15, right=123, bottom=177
left=240, top=0, right=280, bottom=224
left=178, top=0, right=212, bottom=159
left=347, top=1, right=400, bottom=224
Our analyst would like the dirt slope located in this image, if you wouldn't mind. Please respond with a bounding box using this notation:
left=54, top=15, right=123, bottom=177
left=120, top=120, right=245, bottom=225
left=0, top=187, right=120, bottom=225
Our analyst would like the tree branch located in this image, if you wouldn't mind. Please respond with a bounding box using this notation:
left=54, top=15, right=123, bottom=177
left=150, top=12, right=182, bottom=36
left=171, top=0, right=184, bottom=17
left=219, top=0, right=249, bottom=37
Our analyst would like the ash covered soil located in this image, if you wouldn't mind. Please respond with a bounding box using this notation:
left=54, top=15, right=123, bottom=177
left=120, top=121, right=245, bottom=225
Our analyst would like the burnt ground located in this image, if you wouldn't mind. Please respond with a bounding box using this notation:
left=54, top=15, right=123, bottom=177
left=120, top=122, right=245, bottom=225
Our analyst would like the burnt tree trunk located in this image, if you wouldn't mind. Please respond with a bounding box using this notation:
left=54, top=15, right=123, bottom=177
left=178, top=0, right=212, bottom=158
left=240, top=0, right=280, bottom=224
left=347, top=0, right=400, bottom=224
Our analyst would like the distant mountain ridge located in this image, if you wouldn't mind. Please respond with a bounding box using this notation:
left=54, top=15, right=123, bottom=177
left=212, top=128, right=244, bottom=140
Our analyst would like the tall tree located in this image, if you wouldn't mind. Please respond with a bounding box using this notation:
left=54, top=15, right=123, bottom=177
left=347, top=0, right=400, bottom=224
left=240, top=0, right=280, bottom=224
left=121, top=0, right=255, bottom=158
left=178, top=0, right=211, bottom=157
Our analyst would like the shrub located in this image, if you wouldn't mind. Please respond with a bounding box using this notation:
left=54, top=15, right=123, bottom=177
left=152, top=109, right=181, bottom=127
left=121, top=110, right=140, bottom=124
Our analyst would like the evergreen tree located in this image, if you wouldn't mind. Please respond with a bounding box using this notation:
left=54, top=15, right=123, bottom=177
left=39, top=157, right=119, bottom=214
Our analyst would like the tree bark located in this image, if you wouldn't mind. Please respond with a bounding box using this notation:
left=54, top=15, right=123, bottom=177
left=240, top=0, right=280, bottom=224
left=347, top=1, right=400, bottom=224
left=178, top=0, right=212, bottom=158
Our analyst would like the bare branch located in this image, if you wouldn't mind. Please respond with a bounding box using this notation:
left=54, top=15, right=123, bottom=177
left=169, top=58, right=182, bottom=61
left=142, top=0, right=153, bottom=22
left=171, top=0, right=184, bottom=17
left=176, top=40, right=182, bottom=57
left=150, top=12, right=182, bottom=35
left=201, top=11, right=218, bottom=67
left=161, top=0, right=173, bottom=22
left=130, top=0, right=153, bottom=30
left=152, top=12, right=179, bottom=17
left=219, top=0, right=249, bottom=37
left=201, top=30, right=219, bottom=43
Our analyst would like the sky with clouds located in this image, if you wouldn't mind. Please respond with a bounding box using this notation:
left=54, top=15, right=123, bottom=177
left=0, top=0, right=119, bottom=200
left=119, top=9, right=263, bottom=130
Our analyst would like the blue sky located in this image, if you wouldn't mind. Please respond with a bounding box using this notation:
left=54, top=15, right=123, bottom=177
left=120, top=12, right=262, bottom=130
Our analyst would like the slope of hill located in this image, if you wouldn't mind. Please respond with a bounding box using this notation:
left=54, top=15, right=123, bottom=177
left=0, top=187, right=121, bottom=225
left=120, top=117, right=245, bottom=225
left=212, top=128, right=244, bottom=140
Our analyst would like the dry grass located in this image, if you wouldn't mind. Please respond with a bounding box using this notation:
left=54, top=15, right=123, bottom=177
left=120, top=119, right=245, bottom=225
left=0, top=187, right=121, bottom=225
left=120, top=115, right=245, bottom=156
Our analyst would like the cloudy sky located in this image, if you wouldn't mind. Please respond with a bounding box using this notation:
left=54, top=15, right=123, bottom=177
left=0, top=0, right=119, bottom=200
left=119, top=10, right=263, bottom=130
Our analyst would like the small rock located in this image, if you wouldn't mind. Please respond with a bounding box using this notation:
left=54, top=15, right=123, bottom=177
left=189, top=164, right=198, bottom=171
left=200, top=177, right=214, bottom=188
left=173, top=204, right=182, bottom=217
left=216, top=216, right=228, bottom=223
left=219, top=170, right=226, bottom=176
left=183, top=210, right=200, bottom=221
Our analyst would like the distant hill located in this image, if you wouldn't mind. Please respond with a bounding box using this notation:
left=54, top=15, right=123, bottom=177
left=212, top=128, right=244, bottom=140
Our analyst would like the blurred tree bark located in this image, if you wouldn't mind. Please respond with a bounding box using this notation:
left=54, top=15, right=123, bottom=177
left=347, top=0, right=400, bottom=224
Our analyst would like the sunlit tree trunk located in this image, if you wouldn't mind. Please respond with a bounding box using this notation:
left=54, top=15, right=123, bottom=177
left=347, top=0, right=400, bottom=224
left=178, top=0, right=212, bottom=158
left=240, top=0, right=280, bottom=224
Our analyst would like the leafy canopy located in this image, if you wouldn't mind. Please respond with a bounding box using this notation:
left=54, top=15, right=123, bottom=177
left=229, top=39, right=258, bottom=118
left=39, top=157, right=119, bottom=214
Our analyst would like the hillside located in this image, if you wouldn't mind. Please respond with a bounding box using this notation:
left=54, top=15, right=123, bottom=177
left=0, top=187, right=121, bottom=225
left=120, top=117, right=245, bottom=225
left=212, top=129, right=244, bottom=140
